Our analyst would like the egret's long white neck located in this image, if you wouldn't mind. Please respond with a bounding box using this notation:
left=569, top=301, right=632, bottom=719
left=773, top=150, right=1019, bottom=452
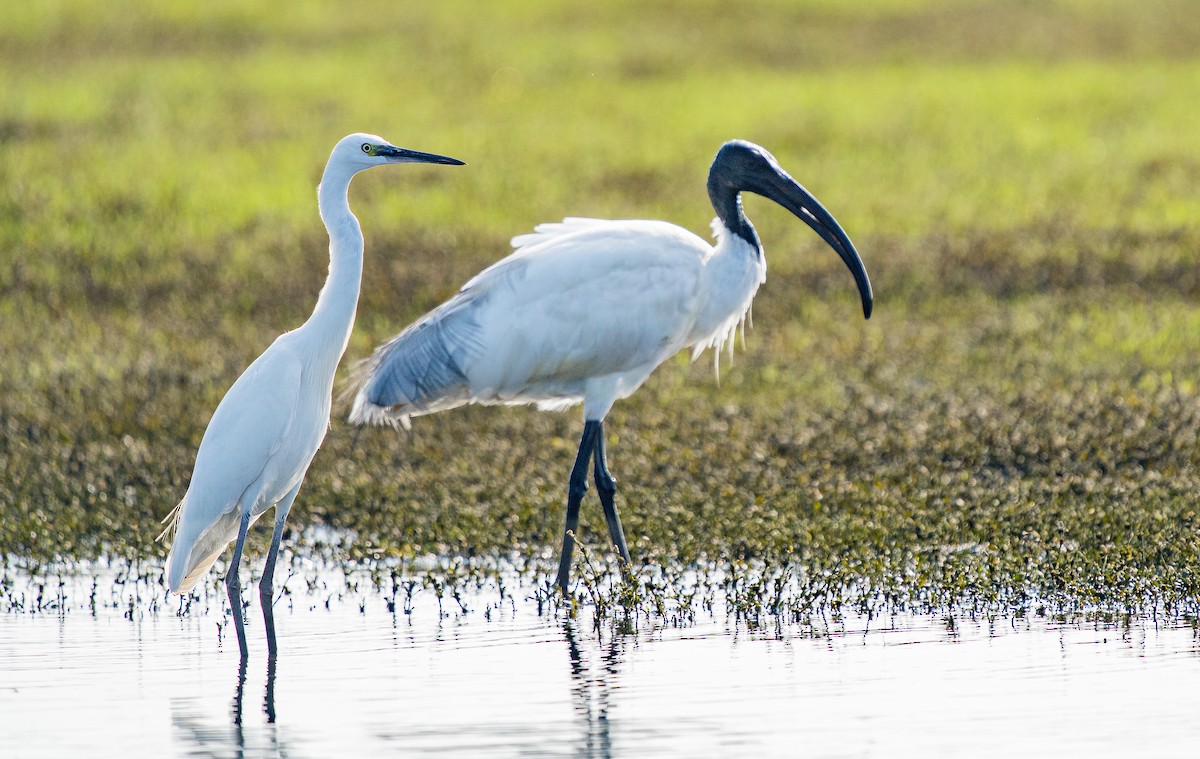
left=308, top=164, right=364, bottom=357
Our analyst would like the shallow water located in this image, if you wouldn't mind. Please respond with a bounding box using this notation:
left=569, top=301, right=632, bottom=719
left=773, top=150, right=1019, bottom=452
left=3, top=562, right=1200, bottom=758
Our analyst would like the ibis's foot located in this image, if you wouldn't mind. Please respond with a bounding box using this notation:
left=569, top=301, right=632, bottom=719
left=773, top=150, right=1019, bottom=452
left=557, top=421, right=602, bottom=595
left=556, top=527, right=577, bottom=594
left=591, top=421, right=631, bottom=566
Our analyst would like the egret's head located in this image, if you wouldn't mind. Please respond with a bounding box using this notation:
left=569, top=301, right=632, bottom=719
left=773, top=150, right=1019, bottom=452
left=331, top=132, right=465, bottom=172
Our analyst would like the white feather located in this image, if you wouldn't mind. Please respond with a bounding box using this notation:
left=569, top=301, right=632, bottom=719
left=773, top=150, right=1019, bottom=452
left=163, top=133, right=462, bottom=596
left=352, top=216, right=765, bottom=424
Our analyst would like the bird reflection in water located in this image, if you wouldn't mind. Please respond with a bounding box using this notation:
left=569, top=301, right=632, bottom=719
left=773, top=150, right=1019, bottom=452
left=231, top=655, right=279, bottom=726
left=228, top=656, right=285, bottom=758
left=564, top=619, right=626, bottom=759
left=168, top=657, right=285, bottom=758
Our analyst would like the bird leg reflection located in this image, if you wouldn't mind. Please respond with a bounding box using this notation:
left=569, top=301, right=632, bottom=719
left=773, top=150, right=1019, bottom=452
left=557, top=421, right=602, bottom=593
left=231, top=655, right=248, bottom=740
left=229, top=655, right=280, bottom=743
left=264, top=654, right=278, bottom=723
left=563, top=618, right=620, bottom=759
left=225, top=511, right=252, bottom=660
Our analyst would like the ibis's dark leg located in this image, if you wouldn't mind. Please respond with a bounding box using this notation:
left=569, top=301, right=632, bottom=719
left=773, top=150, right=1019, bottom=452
left=260, top=483, right=300, bottom=658
left=225, top=510, right=252, bottom=660
left=592, top=422, right=630, bottom=565
left=556, top=421, right=602, bottom=593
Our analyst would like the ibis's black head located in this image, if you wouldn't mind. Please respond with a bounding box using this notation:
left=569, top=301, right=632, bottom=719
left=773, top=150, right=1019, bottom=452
left=706, top=140, right=873, bottom=319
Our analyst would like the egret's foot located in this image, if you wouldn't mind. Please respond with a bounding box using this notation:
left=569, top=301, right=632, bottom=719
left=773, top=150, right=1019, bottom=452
left=260, top=581, right=278, bottom=658
left=226, top=575, right=249, bottom=660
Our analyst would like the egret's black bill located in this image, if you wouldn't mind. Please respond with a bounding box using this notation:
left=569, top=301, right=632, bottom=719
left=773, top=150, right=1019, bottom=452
left=379, top=146, right=466, bottom=166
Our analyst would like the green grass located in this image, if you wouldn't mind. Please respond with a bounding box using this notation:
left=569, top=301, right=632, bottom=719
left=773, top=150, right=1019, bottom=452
left=2, top=0, right=1200, bottom=619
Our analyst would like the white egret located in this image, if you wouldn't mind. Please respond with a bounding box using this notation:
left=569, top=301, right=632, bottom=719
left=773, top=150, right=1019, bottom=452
left=348, top=140, right=872, bottom=592
left=160, top=133, right=464, bottom=657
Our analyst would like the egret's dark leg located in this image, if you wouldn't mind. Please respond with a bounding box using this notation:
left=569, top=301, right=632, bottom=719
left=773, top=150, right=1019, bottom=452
left=592, top=422, right=630, bottom=565
left=260, top=483, right=300, bottom=658
left=225, top=510, right=252, bottom=660
left=556, top=421, right=602, bottom=593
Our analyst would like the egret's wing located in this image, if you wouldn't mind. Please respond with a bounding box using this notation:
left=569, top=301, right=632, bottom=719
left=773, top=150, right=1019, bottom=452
left=166, top=343, right=302, bottom=545
left=185, top=343, right=305, bottom=514
left=165, top=342, right=304, bottom=580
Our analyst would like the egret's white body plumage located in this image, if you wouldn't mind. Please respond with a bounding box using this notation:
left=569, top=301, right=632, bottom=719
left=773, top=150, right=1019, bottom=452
left=349, top=217, right=765, bottom=427
left=160, top=133, right=463, bottom=654
left=163, top=326, right=338, bottom=593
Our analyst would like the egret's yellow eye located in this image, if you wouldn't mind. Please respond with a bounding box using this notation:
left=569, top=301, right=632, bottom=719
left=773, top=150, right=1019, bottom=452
left=361, top=143, right=373, bottom=155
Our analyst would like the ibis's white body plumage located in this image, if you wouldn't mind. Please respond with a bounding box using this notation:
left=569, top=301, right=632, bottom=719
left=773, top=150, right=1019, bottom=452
left=349, top=140, right=872, bottom=593
left=350, top=217, right=765, bottom=426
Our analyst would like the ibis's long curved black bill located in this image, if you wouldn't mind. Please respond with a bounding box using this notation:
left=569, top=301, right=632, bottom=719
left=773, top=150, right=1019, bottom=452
left=378, top=146, right=466, bottom=166
left=759, top=170, right=873, bottom=319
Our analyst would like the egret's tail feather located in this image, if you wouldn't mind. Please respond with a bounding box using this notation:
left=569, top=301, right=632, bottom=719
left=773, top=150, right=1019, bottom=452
left=347, top=294, right=483, bottom=427
left=164, top=501, right=244, bottom=594
left=167, top=545, right=225, bottom=595
left=156, top=499, right=184, bottom=543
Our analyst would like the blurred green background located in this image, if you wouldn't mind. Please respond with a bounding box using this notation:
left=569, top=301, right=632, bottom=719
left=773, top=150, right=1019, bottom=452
left=2, top=0, right=1199, bottom=614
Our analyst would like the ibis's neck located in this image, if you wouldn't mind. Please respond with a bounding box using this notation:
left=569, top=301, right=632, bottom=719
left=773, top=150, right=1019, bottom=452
left=308, top=165, right=363, bottom=357
left=707, top=183, right=761, bottom=255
